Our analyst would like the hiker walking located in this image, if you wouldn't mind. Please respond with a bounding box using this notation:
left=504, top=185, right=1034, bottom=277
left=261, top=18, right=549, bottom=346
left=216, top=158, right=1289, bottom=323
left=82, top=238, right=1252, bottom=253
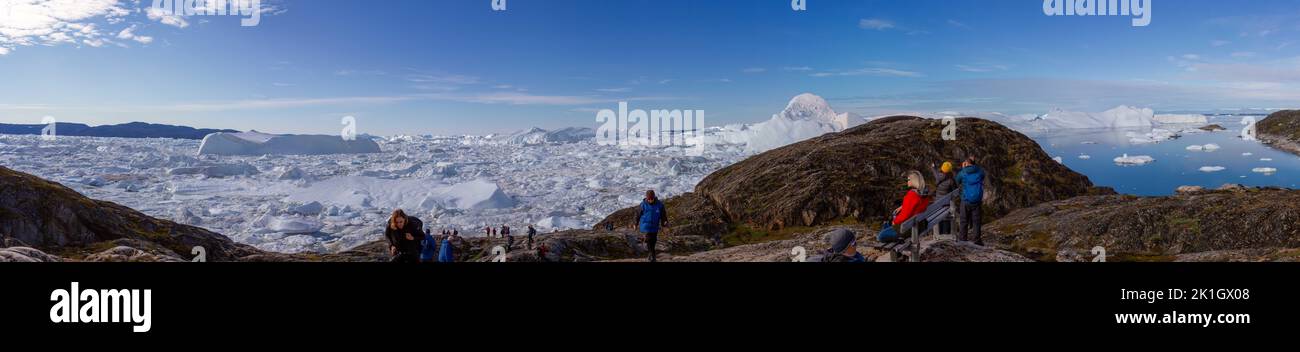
left=931, top=161, right=957, bottom=236
left=503, top=224, right=514, bottom=252
left=527, top=225, right=537, bottom=249
left=956, top=156, right=986, bottom=246
left=384, top=209, right=426, bottom=263
left=635, top=190, right=669, bottom=262
left=438, top=230, right=457, bottom=263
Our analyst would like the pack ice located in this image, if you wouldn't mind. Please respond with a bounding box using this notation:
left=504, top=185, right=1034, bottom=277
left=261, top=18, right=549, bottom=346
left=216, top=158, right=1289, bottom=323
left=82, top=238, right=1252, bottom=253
left=199, top=131, right=381, bottom=156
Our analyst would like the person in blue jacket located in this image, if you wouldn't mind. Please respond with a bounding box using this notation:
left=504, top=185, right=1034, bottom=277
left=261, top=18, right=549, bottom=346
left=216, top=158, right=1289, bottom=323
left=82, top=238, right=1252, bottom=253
left=955, top=156, right=986, bottom=246
left=634, top=190, right=669, bottom=262
left=419, top=228, right=438, bottom=263
left=437, top=231, right=456, bottom=263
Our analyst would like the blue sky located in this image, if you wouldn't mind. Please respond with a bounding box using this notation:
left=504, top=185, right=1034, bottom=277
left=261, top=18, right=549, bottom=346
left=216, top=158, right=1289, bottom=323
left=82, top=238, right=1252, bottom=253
left=1, top=0, right=1299, bottom=135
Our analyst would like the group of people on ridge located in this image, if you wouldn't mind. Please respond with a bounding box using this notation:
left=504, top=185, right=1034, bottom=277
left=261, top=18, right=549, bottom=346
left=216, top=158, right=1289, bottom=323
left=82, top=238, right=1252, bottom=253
left=384, top=209, right=547, bottom=263
left=819, top=156, right=987, bottom=262
left=876, top=155, right=985, bottom=245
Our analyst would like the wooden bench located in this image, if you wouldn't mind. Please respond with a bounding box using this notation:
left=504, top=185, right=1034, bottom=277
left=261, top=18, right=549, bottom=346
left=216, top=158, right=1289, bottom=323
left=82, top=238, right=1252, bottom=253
left=874, top=192, right=955, bottom=262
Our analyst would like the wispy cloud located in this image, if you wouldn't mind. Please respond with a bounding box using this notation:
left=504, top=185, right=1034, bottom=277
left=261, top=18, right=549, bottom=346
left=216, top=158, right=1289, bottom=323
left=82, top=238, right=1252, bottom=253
left=595, top=87, right=632, bottom=93
left=956, top=64, right=1009, bottom=73
left=742, top=67, right=767, bottom=73
left=812, top=67, right=923, bottom=78
left=858, top=18, right=895, bottom=31
left=783, top=66, right=813, bottom=72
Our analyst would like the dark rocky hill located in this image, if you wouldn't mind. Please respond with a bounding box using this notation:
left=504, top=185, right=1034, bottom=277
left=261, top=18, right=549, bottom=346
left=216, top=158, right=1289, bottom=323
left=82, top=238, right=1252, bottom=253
left=1258, top=110, right=1300, bottom=156
left=599, top=117, right=1107, bottom=242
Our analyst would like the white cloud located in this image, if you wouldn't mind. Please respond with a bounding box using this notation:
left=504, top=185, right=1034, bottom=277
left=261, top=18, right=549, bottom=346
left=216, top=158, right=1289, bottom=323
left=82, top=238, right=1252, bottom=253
left=956, top=64, right=1009, bottom=73
left=145, top=6, right=189, bottom=28
left=858, top=18, right=895, bottom=30
left=116, top=25, right=152, bottom=44
left=783, top=66, right=813, bottom=71
left=0, top=0, right=131, bottom=54
left=812, top=67, right=923, bottom=78
left=742, top=67, right=766, bottom=73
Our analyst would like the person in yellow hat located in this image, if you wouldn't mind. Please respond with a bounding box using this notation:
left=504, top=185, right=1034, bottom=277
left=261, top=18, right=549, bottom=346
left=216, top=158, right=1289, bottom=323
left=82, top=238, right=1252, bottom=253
left=931, top=161, right=957, bottom=235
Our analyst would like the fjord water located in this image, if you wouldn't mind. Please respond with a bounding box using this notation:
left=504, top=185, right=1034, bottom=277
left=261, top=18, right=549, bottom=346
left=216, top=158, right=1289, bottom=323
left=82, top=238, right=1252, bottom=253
left=1030, top=115, right=1300, bottom=196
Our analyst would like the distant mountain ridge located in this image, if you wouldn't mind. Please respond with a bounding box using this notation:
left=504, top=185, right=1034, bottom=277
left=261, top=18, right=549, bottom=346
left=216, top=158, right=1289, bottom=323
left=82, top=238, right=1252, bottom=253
left=0, top=121, right=238, bottom=140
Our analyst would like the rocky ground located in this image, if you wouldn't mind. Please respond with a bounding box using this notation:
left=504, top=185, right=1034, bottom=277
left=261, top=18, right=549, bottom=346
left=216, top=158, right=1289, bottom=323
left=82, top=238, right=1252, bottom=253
left=984, top=184, right=1300, bottom=262
left=1258, top=110, right=1300, bottom=156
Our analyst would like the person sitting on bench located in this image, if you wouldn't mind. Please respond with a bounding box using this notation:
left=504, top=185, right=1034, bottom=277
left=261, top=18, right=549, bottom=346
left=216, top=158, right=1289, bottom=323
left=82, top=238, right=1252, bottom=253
left=877, top=170, right=931, bottom=243
left=820, top=229, right=865, bottom=262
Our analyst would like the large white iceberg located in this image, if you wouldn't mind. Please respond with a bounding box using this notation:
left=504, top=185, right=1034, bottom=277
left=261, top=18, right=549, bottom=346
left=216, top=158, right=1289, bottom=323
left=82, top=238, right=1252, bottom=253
left=490, top=127, right=595, bottom=145
left=1153, top=114, right=1209, bottom=124
left=1021, top=106, right=1155, bottom=130
left=720, top=93, right=861, bottom=153
left=284, top=176, right=517, bottom=213
left=198, top=131, right=381, bottom=156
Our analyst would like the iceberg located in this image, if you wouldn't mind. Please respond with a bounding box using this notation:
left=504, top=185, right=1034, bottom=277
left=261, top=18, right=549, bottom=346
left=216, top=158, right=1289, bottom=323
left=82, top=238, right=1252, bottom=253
left=1019, top=106, right=1154, bottom=130
left=723, top=93, right=861, bottom=153
left=284, top=176, right=517, bottom=213
left=1153, top=114, right=1209, bottom=124
left=198, top=131, right=381, bottom=156
left=1113, top=154, right=1155, bottom=165
left=1252, top=167, right=1278, bottom=174
left=1199, top=166, right=1226, bottom=173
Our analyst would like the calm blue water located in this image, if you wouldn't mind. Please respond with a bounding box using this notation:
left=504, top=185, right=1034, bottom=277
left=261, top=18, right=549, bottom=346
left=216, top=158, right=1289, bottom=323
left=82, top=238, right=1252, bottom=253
left=1030, top=115, right=1300, bottom=196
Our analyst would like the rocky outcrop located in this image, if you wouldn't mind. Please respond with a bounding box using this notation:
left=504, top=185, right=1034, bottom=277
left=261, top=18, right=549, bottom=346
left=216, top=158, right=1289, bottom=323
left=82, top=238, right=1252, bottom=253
left=0, top=165, right=260, bottom=261
left=662, top=225, right=1030, bottom=262
left=1258, top=110, right=1300, bottom=156
left=984, top=187, right=1300, bottom=262
left=600, top=117, right=1105, bottom=242
left=593, top=192, right=729, bottom=241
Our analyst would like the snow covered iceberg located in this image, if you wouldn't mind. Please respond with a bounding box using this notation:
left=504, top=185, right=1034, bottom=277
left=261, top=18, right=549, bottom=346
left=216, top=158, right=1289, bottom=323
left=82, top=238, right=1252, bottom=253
left=720, top=93, right=861, bottom=153
left=198, top=131, right=381, bottom=156
left=1019, top=106, right=1155, bottom=130
left=283, top=176, right=516, bottom=213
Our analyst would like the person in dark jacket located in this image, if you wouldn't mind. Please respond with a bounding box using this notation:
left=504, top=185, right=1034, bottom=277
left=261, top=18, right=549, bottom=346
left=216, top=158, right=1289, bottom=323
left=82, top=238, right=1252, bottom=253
left=384, top=209, right=425, bottom=263
left=526, top=225, right=537, bottom=250
left=820, top=229, right=865, bottom=262
left=932, top=161, right=957, bottom=235
left=504, top=224, right=514, bottom=252
left=955, top=156, right=986, bottom=246
left=634, top=190, right=669, bottom=262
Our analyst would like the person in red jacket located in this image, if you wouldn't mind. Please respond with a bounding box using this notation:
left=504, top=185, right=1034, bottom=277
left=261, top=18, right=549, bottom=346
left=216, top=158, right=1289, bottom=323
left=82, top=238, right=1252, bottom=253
left=877, top=170, right=931, bottom=243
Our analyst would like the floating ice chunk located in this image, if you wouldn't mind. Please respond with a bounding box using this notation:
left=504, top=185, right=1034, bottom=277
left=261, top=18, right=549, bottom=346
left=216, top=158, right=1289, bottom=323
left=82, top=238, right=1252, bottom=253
left=277, top=166, right=307, bottom=180
left=1199, top=166, right=1226, bottom=173
left=167, top=162, right=260, bottom=178
left=1260, top=158, right=1273, bottom=161
left=288, top=201, right=325, bottom=216
left=1078, top=154, right=1091, bottom=160
left=1114, top=154, right=1155, bottom=165
left=535, top=216, right=586, bottom=232
left=1186, top=145, right=1204, bottom=151
left=1252, top=167, right=1278, bottom=174
left=1202, top=144, right=1221, bottom=151
left=1242, top=152, right=1253, bottom=156
left=1153, top=114, right=1208, bottom=124
left=1185, top=144, right=1220, bottom=152
left=267, top=216, right=325, bottom=234
left=1128, top=129, right=1177, bottom=144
